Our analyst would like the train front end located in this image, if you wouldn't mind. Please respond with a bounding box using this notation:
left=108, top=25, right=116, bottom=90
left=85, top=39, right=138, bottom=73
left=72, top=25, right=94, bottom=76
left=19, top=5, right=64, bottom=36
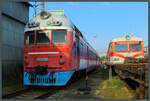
left=23, top=10, right=75, bottom=86
left=107, top=35, right=144, bottom=64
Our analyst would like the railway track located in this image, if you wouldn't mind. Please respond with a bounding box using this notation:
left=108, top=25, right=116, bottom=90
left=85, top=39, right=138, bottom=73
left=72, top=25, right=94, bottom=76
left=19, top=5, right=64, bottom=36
left=2, top=87, right=32, bottom=99
left=34, top=87, right=62, bottom=99
left=3, top=87, right=62, bottom=99
left=2, top=75, right=80, bottom=99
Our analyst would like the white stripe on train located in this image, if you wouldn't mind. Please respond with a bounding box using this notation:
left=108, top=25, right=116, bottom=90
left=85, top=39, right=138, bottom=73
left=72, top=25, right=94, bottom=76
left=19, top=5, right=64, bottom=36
left=28, top=52, right=59, bottom=55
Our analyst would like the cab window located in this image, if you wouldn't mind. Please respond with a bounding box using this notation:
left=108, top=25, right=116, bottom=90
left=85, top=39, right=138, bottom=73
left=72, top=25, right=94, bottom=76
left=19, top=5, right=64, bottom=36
left=52, top=30, right=67, bottom=44
left=115, top=44, right=127, bottom=51
left=36, top=30, right=50, bottom=44
left=25, top=31, right=35, bottom=45
left=130, top=43, right=141, bottom=51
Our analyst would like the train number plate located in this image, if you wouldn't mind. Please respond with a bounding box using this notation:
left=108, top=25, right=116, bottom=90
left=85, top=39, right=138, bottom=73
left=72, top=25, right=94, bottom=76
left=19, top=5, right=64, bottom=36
left=36, top=58, right=48, bottom=61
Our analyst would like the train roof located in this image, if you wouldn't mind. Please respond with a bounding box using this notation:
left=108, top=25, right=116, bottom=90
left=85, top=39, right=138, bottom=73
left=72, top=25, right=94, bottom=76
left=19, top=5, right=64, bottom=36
left=24, top=10, right=74, bottom=32
left=111, top=35, right=143, bottom=42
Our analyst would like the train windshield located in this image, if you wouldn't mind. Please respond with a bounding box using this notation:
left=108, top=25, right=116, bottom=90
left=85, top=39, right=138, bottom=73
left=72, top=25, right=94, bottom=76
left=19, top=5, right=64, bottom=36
left=52, top=30, right=67, bottom=44
left=25, top=31, right=35, bottom=45
left=115, top=44, right=127, bottom=51
left=36, top=30, right=50, bottom=44
left=130, top=43, right=141, bottom=51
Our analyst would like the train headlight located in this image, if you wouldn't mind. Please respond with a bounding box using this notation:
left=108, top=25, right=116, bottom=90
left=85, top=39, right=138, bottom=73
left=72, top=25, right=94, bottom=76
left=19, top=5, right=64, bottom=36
left=59, top=59, right=65, bottom=65
left=47, top=21, right=51, bottom=25
left=59, top=59, right=63, bottom=64
left=40, top=10, right=50, bottom=19
left=125, top=35, right=130, bottom=40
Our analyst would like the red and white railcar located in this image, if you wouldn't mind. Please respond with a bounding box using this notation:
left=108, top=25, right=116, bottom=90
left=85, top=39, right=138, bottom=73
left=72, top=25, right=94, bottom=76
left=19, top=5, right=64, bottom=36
left=23, top=10, right=100, bottom=86
left=106, top=35, right=144, bottom=64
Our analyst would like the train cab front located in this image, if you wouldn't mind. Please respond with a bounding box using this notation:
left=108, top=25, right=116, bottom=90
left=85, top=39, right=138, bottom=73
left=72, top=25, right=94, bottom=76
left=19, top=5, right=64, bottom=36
left=23, top=29, right=75, bottom=86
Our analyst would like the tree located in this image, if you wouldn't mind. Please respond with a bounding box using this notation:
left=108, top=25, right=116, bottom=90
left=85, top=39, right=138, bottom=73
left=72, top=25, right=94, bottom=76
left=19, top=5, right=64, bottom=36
left=101, top=56, right=106, bottom=61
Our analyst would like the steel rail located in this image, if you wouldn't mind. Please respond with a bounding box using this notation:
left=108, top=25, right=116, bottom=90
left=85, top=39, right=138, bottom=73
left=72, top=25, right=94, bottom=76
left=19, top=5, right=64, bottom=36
left=2, top=87, right=32, bottom=99
left=34, top=88, right=61, bottom=99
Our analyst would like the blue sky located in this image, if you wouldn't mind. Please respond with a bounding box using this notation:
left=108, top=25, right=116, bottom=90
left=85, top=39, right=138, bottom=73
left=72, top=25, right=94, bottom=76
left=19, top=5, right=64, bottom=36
left=29, top=2, right=148, bottom=56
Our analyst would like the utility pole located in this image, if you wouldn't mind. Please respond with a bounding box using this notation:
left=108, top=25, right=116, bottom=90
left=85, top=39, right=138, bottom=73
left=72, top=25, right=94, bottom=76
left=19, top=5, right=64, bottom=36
left=33, top=0, right=37, bottom=17
left=41, top=2, right=45, bottom=11
left=32, top=0, right=45, bottom=18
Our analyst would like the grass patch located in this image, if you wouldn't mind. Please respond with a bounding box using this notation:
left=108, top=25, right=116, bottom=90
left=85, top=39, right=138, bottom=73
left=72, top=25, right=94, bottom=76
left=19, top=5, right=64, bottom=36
left=111, top=76, right=124, bottom=87
left=96, top=76, right=136, bottom=99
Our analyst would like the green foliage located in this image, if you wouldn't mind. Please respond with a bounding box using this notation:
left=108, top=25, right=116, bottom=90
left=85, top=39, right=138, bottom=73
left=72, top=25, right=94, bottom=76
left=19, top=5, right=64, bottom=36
left=101, top=56, right=106, bottom=61
left=111, top=76, right=124, bottom=87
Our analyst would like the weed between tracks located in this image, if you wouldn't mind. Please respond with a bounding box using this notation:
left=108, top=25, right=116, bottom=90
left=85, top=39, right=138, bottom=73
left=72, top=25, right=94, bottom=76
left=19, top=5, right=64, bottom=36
left=96, top=76, right=136, bottom=99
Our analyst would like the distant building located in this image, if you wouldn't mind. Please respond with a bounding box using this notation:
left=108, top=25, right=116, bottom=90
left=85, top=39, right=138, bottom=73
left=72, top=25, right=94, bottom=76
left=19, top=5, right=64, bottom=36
left=1, top=2, right=31, bottom=80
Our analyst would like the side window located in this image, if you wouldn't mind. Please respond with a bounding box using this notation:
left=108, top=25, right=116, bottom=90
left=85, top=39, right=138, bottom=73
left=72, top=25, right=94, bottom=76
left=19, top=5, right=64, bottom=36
left=80, top=43, right=84, bottom=56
